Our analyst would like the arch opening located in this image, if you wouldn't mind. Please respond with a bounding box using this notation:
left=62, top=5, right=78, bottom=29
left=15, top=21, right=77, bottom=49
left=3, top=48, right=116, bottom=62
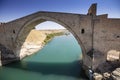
left=15, top=17, right=86, bottom=61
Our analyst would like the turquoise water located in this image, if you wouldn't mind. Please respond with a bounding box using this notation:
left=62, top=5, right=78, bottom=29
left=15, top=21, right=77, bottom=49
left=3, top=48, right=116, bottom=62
left=0, top=34, right=88, bottom=80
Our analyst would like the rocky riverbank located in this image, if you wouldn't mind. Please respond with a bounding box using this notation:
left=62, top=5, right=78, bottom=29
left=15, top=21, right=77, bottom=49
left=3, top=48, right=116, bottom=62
left=92, top=49, right=120, bottom=80
left=19, top=29, right=68, bottom=59
left=93, top=67, right=120, bottom=80
left=93, top=60, right=120, bottom=80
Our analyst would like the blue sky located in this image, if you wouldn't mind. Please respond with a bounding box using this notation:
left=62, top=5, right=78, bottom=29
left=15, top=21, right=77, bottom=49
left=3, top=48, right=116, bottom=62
left=0, top=0, right=120, bottom=29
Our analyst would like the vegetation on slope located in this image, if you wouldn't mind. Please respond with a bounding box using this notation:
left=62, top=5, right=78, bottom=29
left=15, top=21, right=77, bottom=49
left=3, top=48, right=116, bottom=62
left=25, top=29, right=67, bottom=45
left=44, top=32, right=64, bottom=44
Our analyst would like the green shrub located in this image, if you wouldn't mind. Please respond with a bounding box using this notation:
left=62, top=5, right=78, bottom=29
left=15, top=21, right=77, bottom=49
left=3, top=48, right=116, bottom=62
left=44, top=32, right=64, bottom=44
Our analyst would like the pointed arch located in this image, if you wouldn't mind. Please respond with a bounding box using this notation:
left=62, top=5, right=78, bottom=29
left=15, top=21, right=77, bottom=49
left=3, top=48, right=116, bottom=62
left=15, top=16, right=86, bottom=59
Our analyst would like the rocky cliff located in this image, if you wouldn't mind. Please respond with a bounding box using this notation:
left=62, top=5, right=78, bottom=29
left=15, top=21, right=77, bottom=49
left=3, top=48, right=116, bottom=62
left=19, top=29, right=67, bottom=59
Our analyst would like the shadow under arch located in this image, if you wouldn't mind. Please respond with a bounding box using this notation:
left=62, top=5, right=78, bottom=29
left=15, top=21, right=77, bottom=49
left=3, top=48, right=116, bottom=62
left=15, top=16, right=86, bottom=60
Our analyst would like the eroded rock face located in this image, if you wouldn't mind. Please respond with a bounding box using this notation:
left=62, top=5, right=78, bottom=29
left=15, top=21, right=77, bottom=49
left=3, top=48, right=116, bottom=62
left=18, top=29, right=67, bottom=59
left=103, top=72, right=110, bottom=78
left=19, top=42, right=43, bottom=59
left=107, top=50, right=120, bottom=61
left=93, top=73, right=103, bottom=80
left=93, top=60, right=120, bottom=80
left=112, top=68, right=120, bottom=80
left=16, top=29, right=46, bottom=59
left=93, top=63, right=120, bottom=80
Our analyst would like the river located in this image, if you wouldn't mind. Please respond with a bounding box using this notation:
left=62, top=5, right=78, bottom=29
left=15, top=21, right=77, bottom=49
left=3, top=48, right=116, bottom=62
left=0, top=34, right=88, bottom=80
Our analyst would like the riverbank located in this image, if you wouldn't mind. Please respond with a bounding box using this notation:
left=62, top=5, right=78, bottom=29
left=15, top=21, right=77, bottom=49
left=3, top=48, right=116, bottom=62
left=19, top=29, right=69, bottom=59
left=0, top=34, right=87, bottom=80
left=93, top=60, right=120, bottom=80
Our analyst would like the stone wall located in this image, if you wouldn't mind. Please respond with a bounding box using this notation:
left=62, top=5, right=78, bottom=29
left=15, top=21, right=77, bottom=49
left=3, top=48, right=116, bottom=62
left=92, top=15, right=120, bottom=70
left=0, top=44, right=19, bottom=65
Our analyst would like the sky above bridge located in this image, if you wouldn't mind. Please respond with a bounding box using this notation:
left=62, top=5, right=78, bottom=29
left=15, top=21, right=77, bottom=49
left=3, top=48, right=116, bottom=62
left=0, top=0, right=120, bottom=29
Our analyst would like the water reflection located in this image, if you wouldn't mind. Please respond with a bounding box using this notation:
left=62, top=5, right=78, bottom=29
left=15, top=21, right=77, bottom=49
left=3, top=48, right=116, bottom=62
left=5, top=60, right=87, bottom=78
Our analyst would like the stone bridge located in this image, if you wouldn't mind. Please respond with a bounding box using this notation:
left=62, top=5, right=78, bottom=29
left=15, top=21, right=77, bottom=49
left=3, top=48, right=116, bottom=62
left=0, top=3, right=120, bottom=73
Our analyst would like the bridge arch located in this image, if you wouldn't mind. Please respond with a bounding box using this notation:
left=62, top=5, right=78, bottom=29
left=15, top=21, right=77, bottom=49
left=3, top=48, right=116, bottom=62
left=15, top=16, right=86, bottom=59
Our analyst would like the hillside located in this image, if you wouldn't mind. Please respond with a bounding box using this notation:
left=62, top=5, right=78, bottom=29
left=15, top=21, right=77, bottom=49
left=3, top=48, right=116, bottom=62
left=25, top=29, right=67, bottom=44
left=25, top=30, right=46, bottom=44
left=20, top=29, right=68, bottom=59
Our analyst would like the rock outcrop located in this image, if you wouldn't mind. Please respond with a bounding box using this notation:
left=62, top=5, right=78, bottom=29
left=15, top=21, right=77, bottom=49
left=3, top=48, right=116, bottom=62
left=19, top=29, right=46, bottom=59
left=93, top=73, right=103, bottom=80
left=107, top=50, right=120, bottom=61
left=112, top=68, right=120, bottom=80
left=93, top=61, right=120, bottom=80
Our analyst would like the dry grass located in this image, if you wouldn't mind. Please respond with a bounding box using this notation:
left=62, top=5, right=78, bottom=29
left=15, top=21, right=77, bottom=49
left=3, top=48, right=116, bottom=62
left=25, top=29, right=67, bottom=44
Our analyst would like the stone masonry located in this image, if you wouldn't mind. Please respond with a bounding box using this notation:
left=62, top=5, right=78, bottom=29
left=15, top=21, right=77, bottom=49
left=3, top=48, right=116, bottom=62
left=0, top=3, right=120, bottom=77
